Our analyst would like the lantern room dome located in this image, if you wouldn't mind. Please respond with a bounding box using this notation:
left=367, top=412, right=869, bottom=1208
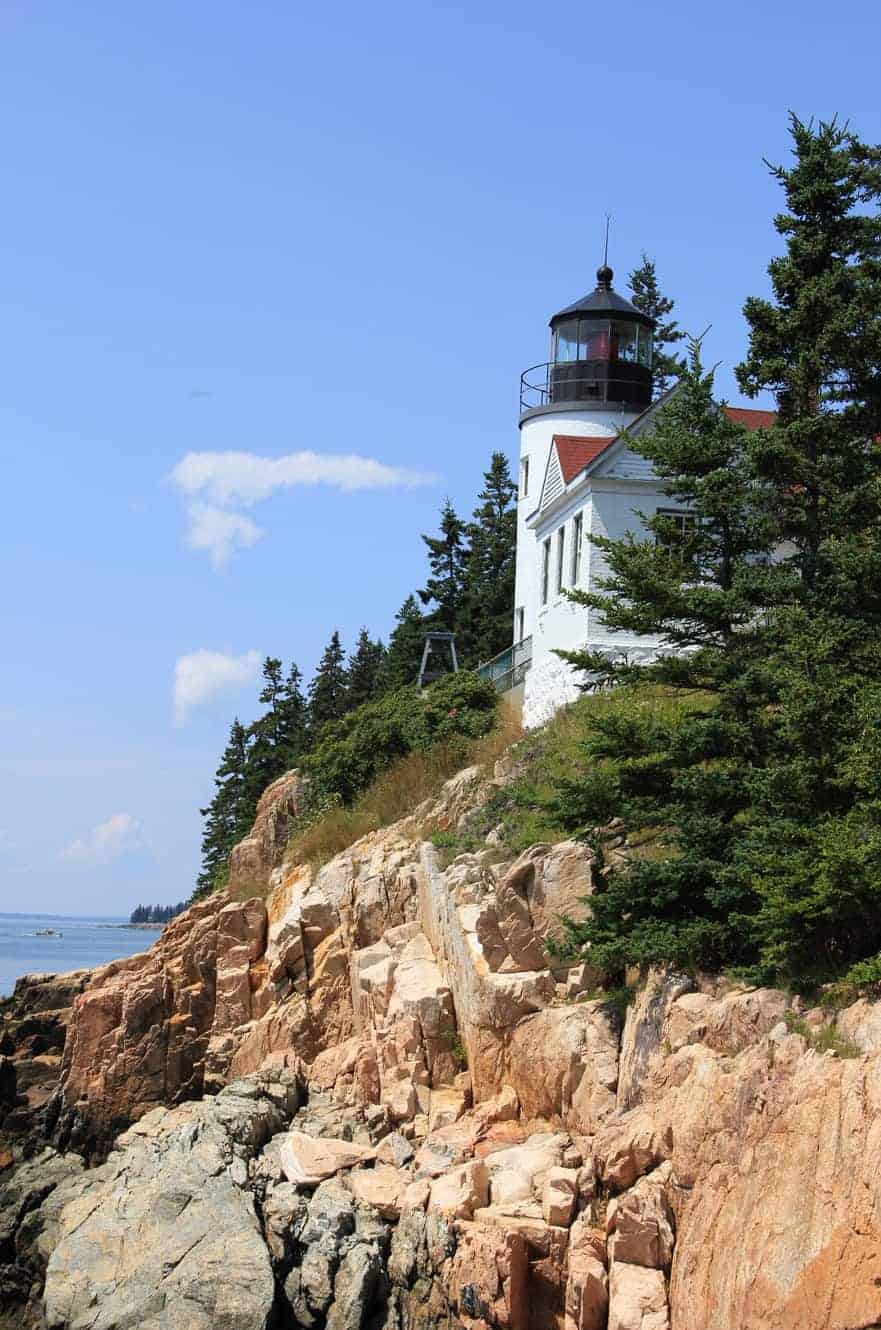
left=517, top=264, right=656, bottom=417
left=549, top=265, right=653, bottom=327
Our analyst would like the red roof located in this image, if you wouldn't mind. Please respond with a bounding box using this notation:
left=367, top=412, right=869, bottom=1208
left=724, top=406, right=777, bottom=431
left=553, top=434, right=616, bottom=484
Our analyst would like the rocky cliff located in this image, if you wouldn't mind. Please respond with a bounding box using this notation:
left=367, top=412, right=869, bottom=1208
left=3, top=757, right=881, bottom=1329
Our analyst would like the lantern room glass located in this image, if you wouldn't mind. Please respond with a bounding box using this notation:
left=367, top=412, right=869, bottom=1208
left=553, top=318, right=650, bottom=366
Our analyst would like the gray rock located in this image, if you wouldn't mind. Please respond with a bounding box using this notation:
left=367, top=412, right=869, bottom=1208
left=42, top=1071, right=298, bottom=1330
left=375, top=1132, right=414, bottom=1168
left=326, top=1242, right=383, bottom=1330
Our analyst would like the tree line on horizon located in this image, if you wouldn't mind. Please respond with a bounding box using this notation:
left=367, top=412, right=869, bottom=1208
left=128, top=901, right=187, bottom=924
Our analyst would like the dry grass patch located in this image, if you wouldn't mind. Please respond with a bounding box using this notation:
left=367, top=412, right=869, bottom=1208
left=283, top=711, right=524, bottom=874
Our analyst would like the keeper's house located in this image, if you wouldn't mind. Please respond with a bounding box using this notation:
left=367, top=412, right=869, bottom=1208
left=478, top=263, right=772, bottom=728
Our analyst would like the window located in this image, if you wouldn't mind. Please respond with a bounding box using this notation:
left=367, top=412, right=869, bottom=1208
left=541, top=538, right=551, bottom=605
left=578, top=319, right=608, bottom=360
left=570, top=511, right=583, bottom=585
left=556, top=527, right=565, bottom=594
left=655, top=509, right=696, bottom=557
left=520, top=456, right=529, bottom=498
left=553, top=321, right=579, bottom=364
left=637, top=325, right=653, bottom=368
left=516, top=607, right=525, bottom=642
left=609, top=321, right=638, bottom=363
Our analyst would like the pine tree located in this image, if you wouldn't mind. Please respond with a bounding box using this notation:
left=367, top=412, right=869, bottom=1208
left=195, top=718, right=250, bottom=897
left=553, top=345, right=777, bottom=973
left=346, top=628, right=387, bottom=710
left=627, top=254, right=686, bottom=398
left=381, top=596, right=426, bottom=691
left=553, top=116, right=881, bottom=985
left=308, top=630, right=349, bottom=731
left=275, top=661, right=309, bottom=762
left=418, top=499, right=469, bottom=632
left=729, top=114, right=881, bottom=979
left=461, top=452, right=517, bottom=665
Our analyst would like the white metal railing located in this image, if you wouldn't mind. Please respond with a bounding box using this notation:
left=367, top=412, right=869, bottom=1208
left=477, top=636, right=533, bottom=693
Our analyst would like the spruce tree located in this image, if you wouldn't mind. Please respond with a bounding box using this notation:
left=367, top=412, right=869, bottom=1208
left=418, top=499, right=469, bottom=632
left=553, top=346, right=776, bottom=972
left=195, top=718, right=250, bottom=896
left=346, top=628, right=387, bottom=710
left=381, top=596, right=426, bottom=691
left=627, top=255, right=686, bottom=398
left=553, top=116, right=881, bottom=984
left=461, top=452, right=517, bottom=665
left=730, top=114, right=881, bottom=979
left=308, top=630, right=349, bottom=731
left=275, top=661, right=309, bottom=762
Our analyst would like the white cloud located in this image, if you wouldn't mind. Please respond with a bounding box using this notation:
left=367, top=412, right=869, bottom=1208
left=169, top=449, right=437, bottom=505
left=167, top=449, right=437, bottom=566
left=173, top=648, right=261, bottom=725
left=184, top=501, right=263, bottom=569
left=60, top=813, right=145, bottom=866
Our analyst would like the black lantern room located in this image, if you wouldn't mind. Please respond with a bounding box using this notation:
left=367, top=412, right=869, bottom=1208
left=545, top=265, right=654, bottom=412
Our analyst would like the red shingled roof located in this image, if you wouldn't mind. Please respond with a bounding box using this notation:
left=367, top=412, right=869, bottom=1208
left=724, top=406, right=777, bottom=431
left=553, top=434, right=617, bottom=484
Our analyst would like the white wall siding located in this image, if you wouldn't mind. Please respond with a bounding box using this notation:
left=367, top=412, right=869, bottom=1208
left=514, top=405, right=634, bottom=650
left=604, top=447, right=657, bottom=480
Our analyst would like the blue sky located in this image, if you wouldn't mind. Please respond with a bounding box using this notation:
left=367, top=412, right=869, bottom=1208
left=1, top=0, right=879, bottom=914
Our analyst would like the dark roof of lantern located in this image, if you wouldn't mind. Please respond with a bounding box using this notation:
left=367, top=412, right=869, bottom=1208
left=549, top=265, right=653, bottom=327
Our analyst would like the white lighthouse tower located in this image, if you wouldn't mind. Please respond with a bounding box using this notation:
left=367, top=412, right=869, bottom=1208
left=509, top=263, right=658, bottom=725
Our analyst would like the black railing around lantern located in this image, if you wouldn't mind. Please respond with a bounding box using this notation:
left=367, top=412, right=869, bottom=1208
left=520, top=361, right=652, bottom=414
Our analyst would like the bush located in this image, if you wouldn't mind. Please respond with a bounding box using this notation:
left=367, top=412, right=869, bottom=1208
left=305, top=671, right=499, bottom=806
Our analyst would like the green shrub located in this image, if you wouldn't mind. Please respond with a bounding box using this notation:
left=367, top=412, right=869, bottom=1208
left=305, top=671, right=498, bottom=807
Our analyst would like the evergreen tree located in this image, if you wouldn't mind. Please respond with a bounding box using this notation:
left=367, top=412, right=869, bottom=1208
left=627, top=254, right=686, bottom=397
left=346, top=628, right=387, bottom=710
left=242, top=659, right=290, bottom=813
left=381, top=596, right=426, bottom=691
left=553, top=116, right=881, bottom=985
left=418, top=499, right=469, bottom=632
left=195, top=718, right=250, bottom=897
left=308, top=630, right=349, bottom=731
left=461, top=452, right=517, bottom=665
left=275, top=661, right=309, bottom=762
left=730, top=114, right=881, bottom=978
left=553, top=346, right=776, bottom=973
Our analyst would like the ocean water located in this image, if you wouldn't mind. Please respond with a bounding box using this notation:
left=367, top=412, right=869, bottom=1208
left=0, top=912, right=162, bottom=998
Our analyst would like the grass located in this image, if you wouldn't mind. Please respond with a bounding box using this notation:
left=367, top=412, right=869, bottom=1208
left=783, top=1008, right=860, bottom=1059
left=279, top=711, right=524, bottom=877
left=426, top=682, right=708, bottom=865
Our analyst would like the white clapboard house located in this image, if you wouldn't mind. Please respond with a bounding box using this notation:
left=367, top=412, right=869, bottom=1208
left=478, top=263, right=773, bottom=728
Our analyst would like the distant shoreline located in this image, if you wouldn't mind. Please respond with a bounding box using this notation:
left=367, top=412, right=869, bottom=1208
left=98, top=923, right=165, bottom=931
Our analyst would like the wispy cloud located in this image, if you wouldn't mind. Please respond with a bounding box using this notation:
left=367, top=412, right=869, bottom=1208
left=167, top=449, right=436, bottom=567
left=60, top=813, right=145, bottom=867
left=173, top=648, right=261, bottom=725
left=184, top=501, right=263, bottom=570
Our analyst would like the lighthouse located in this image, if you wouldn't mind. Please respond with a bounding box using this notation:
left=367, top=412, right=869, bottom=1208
left=508, top=265, right=655, bottom=719
left=475, top=261, right=774, bottom=728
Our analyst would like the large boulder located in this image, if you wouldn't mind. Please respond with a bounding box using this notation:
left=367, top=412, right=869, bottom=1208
left=43, top=1072, right=298, bottom=1330
left=227, top=769, right=310, bottom=896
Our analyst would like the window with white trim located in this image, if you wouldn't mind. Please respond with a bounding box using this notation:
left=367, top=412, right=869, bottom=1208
left=555, top=527, right=565, bottom=594
left=516, top=607, right=525, bottom=642
left=541, top=538, right=551, bottom=605
left=520, top=456, right=529, bottom=498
